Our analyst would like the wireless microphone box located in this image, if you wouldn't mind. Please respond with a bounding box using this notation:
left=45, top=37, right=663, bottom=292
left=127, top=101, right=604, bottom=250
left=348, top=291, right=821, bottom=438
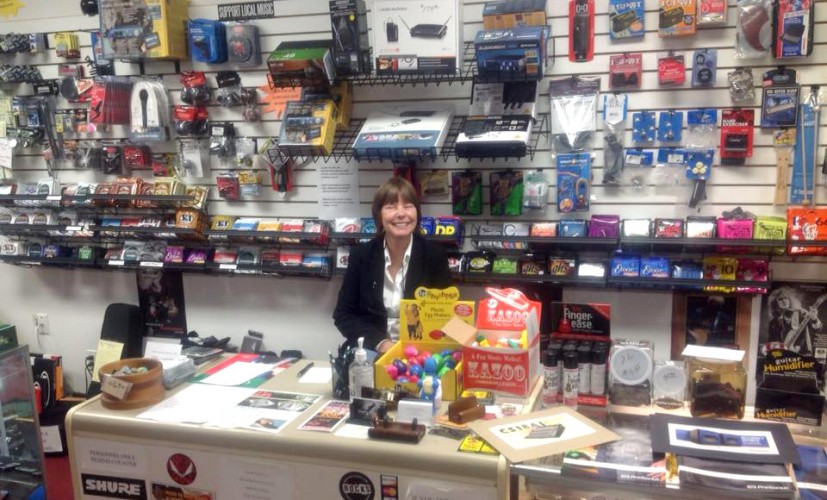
left=370, top=0, right=462, bottom=75
left=352, top=104, right=454, bottom=161
left=330, top=0, right=370, bottom=75
left=267, top=40, right=336, bottom=87
left=99, top=0, right=188, bottom=60
left=483, top=0, right=548, bottom=30
left=475, top=26, right=549, bottom=80
left=455, top=116, right=533, bottom=159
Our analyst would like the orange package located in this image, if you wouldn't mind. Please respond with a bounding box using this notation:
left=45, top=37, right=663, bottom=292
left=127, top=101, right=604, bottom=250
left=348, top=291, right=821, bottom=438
left=787, top=207, right=827, bottom=255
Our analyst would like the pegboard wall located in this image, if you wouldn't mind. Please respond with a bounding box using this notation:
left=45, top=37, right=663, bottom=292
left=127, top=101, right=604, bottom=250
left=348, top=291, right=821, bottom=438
left=0, top=0, right=825, bottom=391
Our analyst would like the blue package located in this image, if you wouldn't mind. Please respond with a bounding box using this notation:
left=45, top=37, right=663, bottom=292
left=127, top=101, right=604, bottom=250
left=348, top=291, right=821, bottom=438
left=657, top=148, right=687, bottom=165
left=692, top=49, right=717, bottom=87
left=419, top=216, right=436, bottom=235
left=685, top=150, right=715, bottom=180
left=632, top=111, right=656, bottom=143
left=559, top=219, right=587, bottom=237
left=609, top=0, right=645, bottom=39
left=687, top=108, right=718, bottom=126
left=188, top=19, right=228, bottom=64
left=624, top=148, right=656, bottom=166
left=611, top=255, right=640, bottom=277
left=640, top=256, right=670, bottom=278
left=657, top=111, right=683, bottom=142
left=761, top=86, right=800, bottom=129
left=360, top=218, right=376, bottom=234
left=556, top=153, right=591, bottom=212
left=475, top=26, right=549, bottom=80
left=672, top=261, right=703, bottom=279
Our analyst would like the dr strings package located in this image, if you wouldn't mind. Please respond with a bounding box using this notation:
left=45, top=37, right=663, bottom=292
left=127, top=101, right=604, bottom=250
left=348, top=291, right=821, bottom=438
left=130, top=80, right=170, bottom=141
left=773, top=0, right=813, bottom=58
left=451, top=171, right=482, bottom=216
left=736, top=0, right=773, bottom=59
left=489, top=170, right=524, bottom=216
left=549, top=76, right=599, bottom=155
left=569, top=0, right=594, bottom=62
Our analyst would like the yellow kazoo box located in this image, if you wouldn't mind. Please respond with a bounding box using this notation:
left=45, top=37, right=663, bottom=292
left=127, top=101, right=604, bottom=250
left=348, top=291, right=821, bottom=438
left=374, top=287, right=475, bottom=401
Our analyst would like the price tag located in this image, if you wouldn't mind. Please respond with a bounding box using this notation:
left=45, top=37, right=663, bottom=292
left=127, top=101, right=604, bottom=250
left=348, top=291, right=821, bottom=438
left=668, top=153, right=685, bottom=164
left=20, top=261, right=41, bottom=266
left=140, top=261, right=163, bottom=268
left=46, top=195, right=61, bottom=201
left=108, top=260, right=125, bottom=266
left=65, top=226, right=82, bottom=231
left=219, top=263, right=238, bottom=271
left=100, top=374, right=133, bottom=400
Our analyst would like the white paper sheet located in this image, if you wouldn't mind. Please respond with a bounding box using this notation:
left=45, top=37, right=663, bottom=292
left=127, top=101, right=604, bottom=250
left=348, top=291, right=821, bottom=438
left=200, top=362, right=276, bottom=386
left=299, top=366, right=332, bottom=384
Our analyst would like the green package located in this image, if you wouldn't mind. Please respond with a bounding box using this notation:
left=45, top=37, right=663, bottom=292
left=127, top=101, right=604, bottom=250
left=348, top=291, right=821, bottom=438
left=490, top=170, right=524, bottom=216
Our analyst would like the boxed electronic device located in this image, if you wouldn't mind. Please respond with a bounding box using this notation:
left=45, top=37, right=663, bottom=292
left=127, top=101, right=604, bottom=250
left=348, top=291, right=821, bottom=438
left=267, top=40, right=336, bottom=87
left=455, top=116, right=533, bottom=158
left=475, top=26, right=550, bottom=80
left=470, top=82, right=539, bottom=117
left=609, top=0, right=645, bottom=39
left=99, top=0, right=188, bottom=60
left=483, top=0, right=548, bottom=29
left=330, top=0, right=370, bottom=75
left=279, top=100, right=338, bottom=156
left=443, top=288, right=541, bottom=397
left=658, top=0, right=697, bottom=37
left=352, top=104, right=454, bottom=160
left=188, top=19, right=227, bottom=63
left=370, top=0, right=463, bottom=75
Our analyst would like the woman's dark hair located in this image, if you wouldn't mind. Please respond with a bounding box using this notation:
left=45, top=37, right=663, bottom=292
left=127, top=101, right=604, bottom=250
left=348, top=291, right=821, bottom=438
left=371, top=177, right=420, bottom=234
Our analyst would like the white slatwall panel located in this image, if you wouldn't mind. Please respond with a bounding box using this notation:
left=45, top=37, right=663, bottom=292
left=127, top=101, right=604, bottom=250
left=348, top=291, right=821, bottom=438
left=0, top=0, right=826, bottom=390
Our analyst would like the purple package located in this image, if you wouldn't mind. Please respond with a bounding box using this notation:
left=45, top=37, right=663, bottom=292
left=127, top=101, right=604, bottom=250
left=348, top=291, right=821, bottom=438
left=588, top=215, right=620, bottom=238
left=164, top=246, right=185, bottom=263
left=185, top=248, right=207, bottom=264
left=717, top=218, right=753, bottom=239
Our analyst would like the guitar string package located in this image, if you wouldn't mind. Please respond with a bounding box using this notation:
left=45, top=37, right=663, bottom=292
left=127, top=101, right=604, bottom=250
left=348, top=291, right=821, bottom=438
left=370, top=0, right=462, bottom=75
left=352, top=104, right=453, bottom=160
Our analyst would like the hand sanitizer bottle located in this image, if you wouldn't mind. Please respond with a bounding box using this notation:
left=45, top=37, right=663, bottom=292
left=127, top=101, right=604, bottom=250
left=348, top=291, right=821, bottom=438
left=348, top=337, right=374, bottom=400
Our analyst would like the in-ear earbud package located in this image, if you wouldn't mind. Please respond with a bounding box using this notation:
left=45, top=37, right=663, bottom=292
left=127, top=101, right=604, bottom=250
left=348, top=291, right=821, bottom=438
left=370, top=0, right=462, bottom=75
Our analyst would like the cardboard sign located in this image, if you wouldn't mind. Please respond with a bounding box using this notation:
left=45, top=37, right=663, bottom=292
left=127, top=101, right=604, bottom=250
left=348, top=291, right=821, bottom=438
left=551, top=302, right=611, bottom=337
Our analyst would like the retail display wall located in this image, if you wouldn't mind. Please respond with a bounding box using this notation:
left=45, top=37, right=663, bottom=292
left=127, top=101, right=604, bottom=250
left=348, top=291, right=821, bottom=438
left=0, top=0, right=825, bottom=396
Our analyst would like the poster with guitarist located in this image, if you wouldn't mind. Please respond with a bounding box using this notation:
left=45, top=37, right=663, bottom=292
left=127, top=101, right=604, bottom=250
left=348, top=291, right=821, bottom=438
left=759, top=282, right=827, bottom=372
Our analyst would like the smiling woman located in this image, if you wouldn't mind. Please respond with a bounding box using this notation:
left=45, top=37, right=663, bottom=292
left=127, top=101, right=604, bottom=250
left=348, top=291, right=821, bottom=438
left=333, top=177, right=453, bottom=353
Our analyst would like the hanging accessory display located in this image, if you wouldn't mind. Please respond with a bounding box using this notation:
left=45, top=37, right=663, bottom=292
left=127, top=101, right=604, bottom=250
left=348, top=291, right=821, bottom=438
left=658, top=0, right=697, bottom=36
left=736, top=0, right=772, bottom=59
left=89, top=77, right=133, bottom=128
left=657, top=110, right=683, bottom=142
left=209, top=122, right=236, bottom=161
left=259, top=139, right=293, bottom=196
left=728, top=68, right=755, bottom=103
left=178, top=138, right=209, bottom=178
left=451, top=171, right=483, bottom=216
left=773, top=128, right=796, bottom=205
left=569, top=0, right=594, bottom=62
left=632, top=111, right=656, bottom=143
left=241, top=88, right=260, bottom=122
left=174, top=106, right=209, bottom=137
left=216, top=71, right=242, bottom=107
left=760, top=67, right=800, bottom=129
left=602, top=93, right=627, bottom=185
left=226, top=22, right=262, bottom=66
left=720, top=109, right=755, bottom=166
left=188, top=18, right=228, bottom=63
left=698, top=0, right=728, bottom=26
left=180, top=71, right=211, bottom=105
left=791, top=86, right=820, bottom=205
left=523, top=170, right=547, bottom=210
left=557, top=153, right=591, bottom=213
left=549, top=76, right=599, bottom=155
left=691, top=49, right=717, bottom=88
left=685, top=109, right=718, bottom=208
left=773, top=0, right=813, bottom=58
left=658, top=51, right=685, bottom=86
left=130, top=80, right=170, bottom=141
left=608, top=0, right=644, bottom=39
left=489, top=170, right=524, bottom=216
left=609, top=53, right=642, bottom=89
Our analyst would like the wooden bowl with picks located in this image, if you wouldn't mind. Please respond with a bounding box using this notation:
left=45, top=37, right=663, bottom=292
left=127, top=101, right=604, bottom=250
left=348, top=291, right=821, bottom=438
left=98, top=358, right=165, bottom=410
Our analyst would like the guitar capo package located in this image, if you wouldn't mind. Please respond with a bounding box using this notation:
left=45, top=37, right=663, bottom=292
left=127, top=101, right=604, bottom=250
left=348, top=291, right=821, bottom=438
left=736, top=0, right=773, bottom=59
left=569, top=0, right=594, bottom=62
left=773, top=0, right=813, bottom=58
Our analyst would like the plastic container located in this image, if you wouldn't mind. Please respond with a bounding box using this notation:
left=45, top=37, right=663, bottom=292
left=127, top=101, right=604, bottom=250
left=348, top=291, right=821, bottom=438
left=687, top=356, right=746, bottom=419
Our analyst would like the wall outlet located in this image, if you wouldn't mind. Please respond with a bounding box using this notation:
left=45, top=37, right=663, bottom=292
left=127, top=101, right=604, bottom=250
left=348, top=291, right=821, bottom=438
left=34, top=313, right=49, bottom=335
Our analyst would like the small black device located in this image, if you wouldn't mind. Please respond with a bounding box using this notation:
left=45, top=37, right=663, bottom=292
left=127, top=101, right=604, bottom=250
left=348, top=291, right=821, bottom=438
left=386, top=19, right=399, bottom=42
left=781, top=23, right=806, bottom=43
left=400, top=16, right=451, bottom=39
left=573, top=8, right=591, bottom=61
left=612, top=10, right=638, bottom=33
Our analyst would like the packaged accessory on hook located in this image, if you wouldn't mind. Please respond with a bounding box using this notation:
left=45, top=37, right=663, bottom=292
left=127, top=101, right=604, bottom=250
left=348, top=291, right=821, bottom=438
left=180, top=71, right=211, bottom=105
left=658, top=51, right=685, bottom=86
left=238, top=170, right=260, bottom=198
left=241, top=88, right=259, bottom=122
left=123, top=144, right=152, bottom=171
left=258, top=138, right=293, bottom=197
left=523, top=170, right=547, bottom=210
left=77, top=141, right=102, bottom=169
left=557, top=152, right=591, bottom=212
left=609, top=53, right=642, bottom=90
left=174, top=106, right=209, bottom=137
left=761, top=67, right=800, bottom=129
left=569, top=0, right=594, bottom=62
left=188, top=19, right=227, bottom=64
left=632, top=111, right=656, bottom=144
left=658, top=0, right=697, bottom=36
left=773, top=0, right=813, bottom=58
left=691, top=49, right=717, bottom=88
left=602, top=93, right=627, bottom=185
left=489, top=170, right=524, bottom=216
left=685, top=109, right=718, bottom=208
left=178, top=138, right=209, bottom=178
left=216, top=71, right=242, bottom=107
left=225, top=22, right=261, bottom=67
left=609, top=0, right=645, bottom=39
left=736, top=0, right=772, bottom=59
left=235, top=137, right=256, bottom=168
left=658, top=110, right=683, bottom=143
left=720, top=109, right=755, bottom=165
left=451, top=171, right=483, bottom=216
left=216, top=172, right=240, bottom=201
left=728, top=68, right=755, bottom=102
left=772, top=129, right=796, bottom=204
left=130, top=80, right=170, bottom=141
left=699, top=0, right=728, bottom=26
left=549, top=76, right=599, bottom=156
left=101, top=144, right=124, bottom=175
left=209, top=123, right=236, bottom=160
left=790, top=86, right=820, bottom=205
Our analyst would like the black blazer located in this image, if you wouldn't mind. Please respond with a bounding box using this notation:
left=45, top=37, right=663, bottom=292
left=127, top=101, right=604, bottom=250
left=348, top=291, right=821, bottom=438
left=333, top=234, right=453, bottom=350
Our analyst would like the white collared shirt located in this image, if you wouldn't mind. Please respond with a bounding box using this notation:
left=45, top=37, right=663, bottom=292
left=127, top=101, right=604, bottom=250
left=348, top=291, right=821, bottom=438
left=383, top=237, right=413, bottom=342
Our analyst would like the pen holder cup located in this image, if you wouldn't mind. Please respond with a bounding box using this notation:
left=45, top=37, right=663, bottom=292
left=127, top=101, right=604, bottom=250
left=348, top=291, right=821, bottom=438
left=98, top=357, right=165, bottom=410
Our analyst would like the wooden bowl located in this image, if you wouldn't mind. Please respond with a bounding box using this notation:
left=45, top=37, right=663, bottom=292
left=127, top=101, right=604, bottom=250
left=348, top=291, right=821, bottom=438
left=98, top=358, right=165, bottom=410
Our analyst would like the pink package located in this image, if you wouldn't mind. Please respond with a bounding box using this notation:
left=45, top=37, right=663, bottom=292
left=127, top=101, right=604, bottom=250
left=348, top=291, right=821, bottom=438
left=717, top=218, right=753, bottom=239
left=736, top=259, right=768, bottom=281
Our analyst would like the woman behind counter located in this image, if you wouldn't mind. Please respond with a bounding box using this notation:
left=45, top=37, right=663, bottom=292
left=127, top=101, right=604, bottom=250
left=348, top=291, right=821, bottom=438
left=333, top=177, right=453, bottom=353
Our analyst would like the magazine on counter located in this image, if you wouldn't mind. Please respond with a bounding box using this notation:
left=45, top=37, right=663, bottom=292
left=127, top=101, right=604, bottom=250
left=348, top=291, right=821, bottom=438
left=795, top=445, right=827, bottom=500
left=677, top=455, right=793, bottom=497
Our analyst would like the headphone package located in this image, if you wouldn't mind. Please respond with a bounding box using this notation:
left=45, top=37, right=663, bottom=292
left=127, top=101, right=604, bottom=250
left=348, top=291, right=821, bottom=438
left=216, top=71, right=242, bottom=107
left=226, top=22, right=261, bottom=66
left=180, top=71, right=211, bottom=105
left=773, top=0, right=813, bottom=58
left=569, top=0, right=594, bottom=62
left=174, top=106, right=209, bottom=137
left=736, top=0, right=773, bottom=59
left=658, top=0, right=697, bottom=37
left=188, top=19, right=227, bottom=64
left=330, top=0, right=370, bottom=75
left=609, top=0, right=645, bottom=39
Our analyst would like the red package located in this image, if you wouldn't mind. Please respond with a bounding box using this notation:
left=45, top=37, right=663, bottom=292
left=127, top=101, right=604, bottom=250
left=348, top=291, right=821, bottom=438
left=788, top=207, right=827, bottom=255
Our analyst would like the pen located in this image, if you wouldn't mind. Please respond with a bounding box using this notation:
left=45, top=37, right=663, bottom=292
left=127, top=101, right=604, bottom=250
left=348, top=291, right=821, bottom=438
left=296, top=362, right=314, bottom=379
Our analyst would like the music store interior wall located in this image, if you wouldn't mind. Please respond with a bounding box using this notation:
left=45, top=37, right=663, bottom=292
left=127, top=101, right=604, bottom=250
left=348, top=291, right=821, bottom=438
left=0, top=0, right=824, bottom=400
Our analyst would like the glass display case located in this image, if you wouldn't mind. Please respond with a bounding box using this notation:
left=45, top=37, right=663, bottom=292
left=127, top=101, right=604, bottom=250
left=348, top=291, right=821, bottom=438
left=0, top=345, right=46, bottom=499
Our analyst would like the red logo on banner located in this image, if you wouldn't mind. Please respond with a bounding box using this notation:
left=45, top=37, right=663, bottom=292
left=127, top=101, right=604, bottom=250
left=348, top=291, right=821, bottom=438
left=167, top=453, right=197, bottom=485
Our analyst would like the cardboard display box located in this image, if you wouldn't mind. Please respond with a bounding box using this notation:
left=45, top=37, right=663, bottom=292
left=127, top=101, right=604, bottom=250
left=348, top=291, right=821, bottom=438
left=444, top=288, right=542, bottom=397
left=374, top=287, right=475, bottom=401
